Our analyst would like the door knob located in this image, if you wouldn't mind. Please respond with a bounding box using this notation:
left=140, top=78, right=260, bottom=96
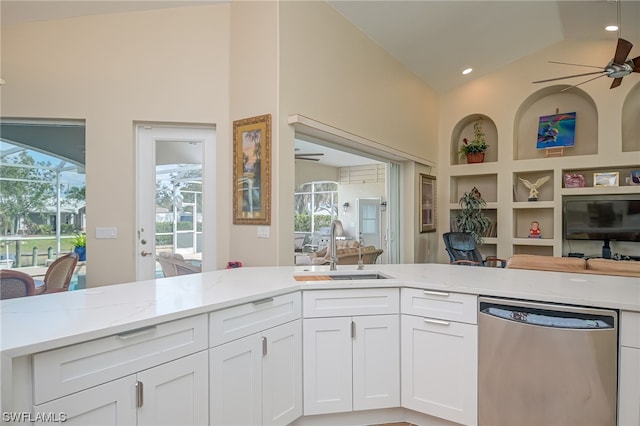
left=140, top=251, right=153, bottom=257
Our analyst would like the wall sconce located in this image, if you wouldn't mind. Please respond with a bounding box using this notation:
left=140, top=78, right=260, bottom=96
left=342, top=202, right=350, bottom=213
left=380, top=201, right=387, bottom=212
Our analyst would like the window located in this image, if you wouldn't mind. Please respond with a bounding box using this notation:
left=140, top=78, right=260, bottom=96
left=294, top=181, right=338, bottom=237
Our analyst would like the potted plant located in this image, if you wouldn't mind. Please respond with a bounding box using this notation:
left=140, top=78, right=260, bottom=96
left=455, top=187, right=491, bottom=245
left=459, top=118, right=488, bottom=163
left=71, top=233, right=86, bottom=261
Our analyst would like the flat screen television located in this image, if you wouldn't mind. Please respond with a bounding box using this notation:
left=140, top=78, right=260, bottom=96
left=564, top=196, right=640, bottom=258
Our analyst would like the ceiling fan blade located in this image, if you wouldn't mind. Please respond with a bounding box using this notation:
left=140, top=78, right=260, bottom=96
left=631, top=56, right=640, bottom=72
left=533, top=70, right=605, bottom=84
left=560, top=74, right=608, bottom=92
left=295, top=157, right=320, bottom=161
left=610, top=77, right=623, bottom=89
left=295, top=153, right=323, bottom=157
left=548, top=61, right=604, bottom=70
left=613, top=38, right=633, bottom=64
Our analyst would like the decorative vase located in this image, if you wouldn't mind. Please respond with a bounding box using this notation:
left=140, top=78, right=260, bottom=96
left=74, top=246, right=86, bottom=261
left=466, top=152, right=485, bottom=164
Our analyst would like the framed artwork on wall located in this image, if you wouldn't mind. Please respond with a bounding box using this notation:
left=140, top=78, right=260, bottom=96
left=536, top=112, right=576, bottom=150
left=420, top=174, right=436, bottom=233
left=233, top=114, right=271, bottom=225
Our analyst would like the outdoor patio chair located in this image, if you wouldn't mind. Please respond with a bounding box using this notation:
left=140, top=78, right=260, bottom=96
left=1, top=269, right=37, bottom=299
left=40, top=252, right=79, bottom=292
left=157, top=252, right=202, bottom=277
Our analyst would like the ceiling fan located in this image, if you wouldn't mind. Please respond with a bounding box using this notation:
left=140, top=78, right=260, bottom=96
left=295, top=148, right=324, bottom=161
left=533, top=1, right=639, bottom=90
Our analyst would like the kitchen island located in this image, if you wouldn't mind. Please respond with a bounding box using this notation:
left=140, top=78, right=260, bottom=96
left=2, top=263, right=639, bottom=425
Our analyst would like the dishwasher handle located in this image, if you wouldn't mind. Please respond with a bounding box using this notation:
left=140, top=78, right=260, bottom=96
left=479, top=301, right=615, bottom=329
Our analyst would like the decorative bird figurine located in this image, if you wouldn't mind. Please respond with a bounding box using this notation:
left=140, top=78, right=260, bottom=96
left=519, top=176, right=550, bottom=201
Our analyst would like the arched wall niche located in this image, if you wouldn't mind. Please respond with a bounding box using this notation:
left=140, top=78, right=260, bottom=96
left=513, top=85, right=598, bottom=160
left=622, top=80, right=640, bottom=153
left=450, top=114, right=498, bottom=165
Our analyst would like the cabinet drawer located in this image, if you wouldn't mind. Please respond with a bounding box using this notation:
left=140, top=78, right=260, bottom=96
left=303, top=288, right=399, bottom=318
left=621, top=311, right=640, bottom=348
left=33, top=314, right=207, bottom=404
left=209, top=292, right=301, bottom=346
left=401, top=288, right=477, bottom=324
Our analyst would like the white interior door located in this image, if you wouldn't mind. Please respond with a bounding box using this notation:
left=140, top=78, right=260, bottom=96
left=357, top=198, right=382, bottom=248
left=136, top=124, right=214, bottom=281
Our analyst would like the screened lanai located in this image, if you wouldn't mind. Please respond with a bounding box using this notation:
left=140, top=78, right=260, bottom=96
left=0, top=119, right=86, bottom=269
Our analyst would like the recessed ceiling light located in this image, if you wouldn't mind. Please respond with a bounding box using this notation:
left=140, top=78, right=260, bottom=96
left=605, top=25, right=618, bottom=32
left=462, top=68, right=473, bottom=75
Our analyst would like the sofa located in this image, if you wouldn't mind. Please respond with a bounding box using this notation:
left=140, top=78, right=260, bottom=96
left=310, top=240, right=383, bottom=265
left=506, top=254, right=640, bottom=277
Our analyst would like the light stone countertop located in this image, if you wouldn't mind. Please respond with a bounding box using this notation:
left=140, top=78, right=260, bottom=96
left=1, top=263, right=639, bottom=357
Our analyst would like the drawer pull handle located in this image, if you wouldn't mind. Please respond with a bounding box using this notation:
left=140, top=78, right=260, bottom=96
left=117, top=325, right=157, bottom=340
left=136, top=380, right=144, bottom=408
left=424, top=318, right=451, bottom=326
left=423, top=290, right=450, bottom=297
left=253, top=297, right=274, bottom=305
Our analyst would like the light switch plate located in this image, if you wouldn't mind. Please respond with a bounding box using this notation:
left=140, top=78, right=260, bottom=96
left=96, top=227, right=117, bottom=239
left=257, top=226, right=270, bottom=238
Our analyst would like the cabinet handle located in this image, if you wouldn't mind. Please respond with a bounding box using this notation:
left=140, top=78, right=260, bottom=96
left=253, top=297, right=274, bottom=305
left=117, top=325, right=157, bottom=340
left=135, top=380, right=144, bottom=408
left=351, top=320, right=356, bottom=339
left=262, top=336, right=267, bottom=357
left=423, top=290, right=450, bottom=297
left=424, top=318, right=451, bottom=326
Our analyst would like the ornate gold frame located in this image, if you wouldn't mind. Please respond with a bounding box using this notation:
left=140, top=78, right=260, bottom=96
left=233, top=114, right=271, bottom=225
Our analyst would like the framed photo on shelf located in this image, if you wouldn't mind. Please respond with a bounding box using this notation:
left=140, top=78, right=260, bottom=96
left=563, top=173, right=585, bottom=188
left=593, top=171, right=619, bottom=187
left=419, top=174, right=436, bottom=233
left=630, top=170, right=640, bottom=185
left=233, top=114, right=272, bottom=225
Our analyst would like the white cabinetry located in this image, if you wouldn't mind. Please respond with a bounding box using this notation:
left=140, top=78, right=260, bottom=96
left=401, top=288, right=478, bottom=426
left=32, top=315, right=209, bottom=425
left=302, top=289, right=400, bottom=415
left=209, top=292, right=302, bottom=426
left=619, top=311, right=640, bottom=426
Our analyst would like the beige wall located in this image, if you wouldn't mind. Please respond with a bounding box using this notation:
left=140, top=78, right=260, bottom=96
left=278, top=1, right=439, bottom=265
left=2, top=5, right=231, bottom=285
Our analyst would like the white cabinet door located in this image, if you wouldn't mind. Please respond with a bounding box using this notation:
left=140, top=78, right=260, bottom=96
left=262, top=320, right=302, bottom=426
left=619, top=346, right=640, bottom=426
left=210, top=334, right=262, bottom=426
left=34, top=375, right=137, bottom=425
left=401, top=314, right=478, bottom=426
left=137, top=351, right=209, bottom=426
left=303, top=317, right=353, bottom=415
left=352, top=315, right=399, bottom=410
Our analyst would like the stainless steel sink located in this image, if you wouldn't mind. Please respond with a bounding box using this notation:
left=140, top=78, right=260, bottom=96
left=327, top=273, right=388, bottom=280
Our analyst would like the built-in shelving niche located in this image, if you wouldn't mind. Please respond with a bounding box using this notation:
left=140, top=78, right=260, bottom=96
left=622, top=81, right=640, bottom=153
left=513, top=85, right=598, bottom=160
left=450, top=114, right=498, bottom=166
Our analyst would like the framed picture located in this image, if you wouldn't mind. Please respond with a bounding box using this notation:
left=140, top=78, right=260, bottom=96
left=563, top=173, right=585, bottom=188
left=233, top=114, right=271, bottom=225
left=419, top=174, right=436, bottom=233
left=593, top=171, right=619, bottom=187
left=536, top=112, right=576, bottom=150
left=630, top=170, right=640, bottom=185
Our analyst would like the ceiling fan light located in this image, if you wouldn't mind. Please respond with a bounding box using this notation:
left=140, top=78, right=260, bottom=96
left=605, top=25, right=618, bottom=32
left=462, top=68, right=473, bottom=75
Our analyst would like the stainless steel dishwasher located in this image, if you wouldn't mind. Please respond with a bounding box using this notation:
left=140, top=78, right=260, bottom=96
left=478, top=296, right=618, bottom=426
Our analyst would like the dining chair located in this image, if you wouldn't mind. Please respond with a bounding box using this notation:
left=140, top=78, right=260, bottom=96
left=1, top=269, right=37, bottom=299
left=157, top=252, right=202, bottom=277
left=41, top=252, right=79, bottom=292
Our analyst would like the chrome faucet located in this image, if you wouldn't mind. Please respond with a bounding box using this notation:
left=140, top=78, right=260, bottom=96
left=357, top=234, right=364, bottom=270
left=329, top=220, right=344, bottom=271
